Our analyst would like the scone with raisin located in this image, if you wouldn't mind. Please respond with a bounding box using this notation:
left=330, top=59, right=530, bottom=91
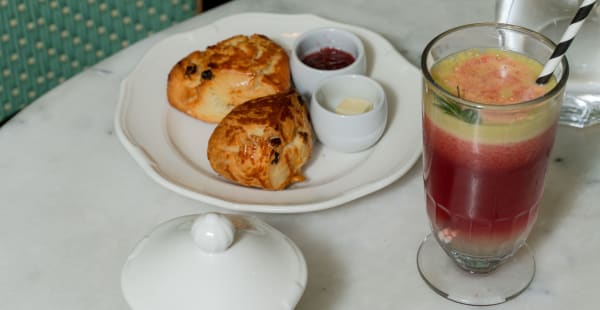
left=167, top=34, right=291, bottom=123
left=207, top=91, right=313, bottom=190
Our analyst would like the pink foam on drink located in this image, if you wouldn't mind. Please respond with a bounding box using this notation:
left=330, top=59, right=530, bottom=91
left=432, top=49, right=553, bottom=105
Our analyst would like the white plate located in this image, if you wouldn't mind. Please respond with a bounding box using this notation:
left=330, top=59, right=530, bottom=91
left=115, top=13, right=422, bottom=213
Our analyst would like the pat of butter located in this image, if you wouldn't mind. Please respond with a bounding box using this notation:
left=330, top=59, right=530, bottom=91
left=335, top=97, right=373, bottom=115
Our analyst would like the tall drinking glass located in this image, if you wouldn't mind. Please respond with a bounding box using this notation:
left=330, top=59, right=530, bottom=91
left=417, top=23, right=568, bottom=305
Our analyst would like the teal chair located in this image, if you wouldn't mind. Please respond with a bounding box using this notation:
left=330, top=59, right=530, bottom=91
left=0, top=0, right=201, bottom=124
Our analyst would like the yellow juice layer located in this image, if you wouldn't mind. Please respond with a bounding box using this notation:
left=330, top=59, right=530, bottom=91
left=425, top=48, right=560, bottom=144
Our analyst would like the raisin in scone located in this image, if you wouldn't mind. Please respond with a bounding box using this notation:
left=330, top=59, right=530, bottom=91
left=207, top=91, right=313, bottom=190
left=167, top=34, right=291, bottom=123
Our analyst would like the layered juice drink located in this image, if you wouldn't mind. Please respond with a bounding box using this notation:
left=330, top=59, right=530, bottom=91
left=422, top=47, right=564, bottom=271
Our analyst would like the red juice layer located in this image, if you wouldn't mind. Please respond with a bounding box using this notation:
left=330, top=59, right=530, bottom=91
left=423, top=115, right=557, bottom=238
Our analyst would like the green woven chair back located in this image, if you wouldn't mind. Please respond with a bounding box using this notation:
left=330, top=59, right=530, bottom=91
left=1, top=0, right=198, bottom=124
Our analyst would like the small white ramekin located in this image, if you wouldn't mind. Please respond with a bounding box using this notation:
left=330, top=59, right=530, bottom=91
left=291, top=27, right=367, bottom=100
left=309, top=74, right=387, bottom=153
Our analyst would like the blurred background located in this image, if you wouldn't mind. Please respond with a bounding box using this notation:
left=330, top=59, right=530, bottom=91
left=0, top=0, right=231, bottom=126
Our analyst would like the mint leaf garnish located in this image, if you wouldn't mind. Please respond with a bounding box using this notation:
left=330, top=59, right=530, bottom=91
left=432, top=87, right=480, bottom=124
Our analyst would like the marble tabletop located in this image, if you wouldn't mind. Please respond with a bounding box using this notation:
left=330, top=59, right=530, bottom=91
left=2, top=0, right=600, bottom=309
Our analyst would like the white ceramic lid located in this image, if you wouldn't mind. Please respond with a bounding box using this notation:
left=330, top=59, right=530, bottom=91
left=121, top=212, right=307, bottom=310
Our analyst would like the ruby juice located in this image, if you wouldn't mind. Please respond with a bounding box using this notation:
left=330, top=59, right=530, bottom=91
left=423, top=48, right=561, bottom=269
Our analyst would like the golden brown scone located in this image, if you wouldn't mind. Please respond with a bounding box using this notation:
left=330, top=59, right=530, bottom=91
left=167, top=34, right=291, bottom=123
left=207, top=91, right=313, bottom=190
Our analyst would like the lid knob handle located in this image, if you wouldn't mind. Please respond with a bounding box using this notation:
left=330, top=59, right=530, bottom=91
left=190, top=213, right=235, bottom=253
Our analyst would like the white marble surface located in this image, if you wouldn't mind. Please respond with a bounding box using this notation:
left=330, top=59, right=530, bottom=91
left=1, top=0, right=600, bottom=309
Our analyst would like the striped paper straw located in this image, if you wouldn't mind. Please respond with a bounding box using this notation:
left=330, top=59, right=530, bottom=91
left=536, top=0, right=597, bottom=84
